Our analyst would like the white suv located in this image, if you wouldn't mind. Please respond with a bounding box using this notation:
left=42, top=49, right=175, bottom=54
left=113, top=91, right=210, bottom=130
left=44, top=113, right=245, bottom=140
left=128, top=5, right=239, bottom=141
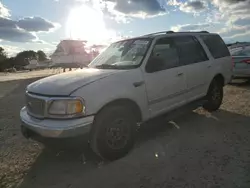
left=20, top=31, right=232, bottom=160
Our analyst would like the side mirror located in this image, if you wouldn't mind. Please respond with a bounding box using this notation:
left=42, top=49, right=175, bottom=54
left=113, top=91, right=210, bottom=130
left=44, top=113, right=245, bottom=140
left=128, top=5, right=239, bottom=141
left=146, top=56, right=164, bottom=72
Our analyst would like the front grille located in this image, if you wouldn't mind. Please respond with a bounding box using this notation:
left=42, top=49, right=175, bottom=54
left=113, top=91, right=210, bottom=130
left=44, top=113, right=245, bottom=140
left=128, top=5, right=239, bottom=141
left=26, top=93, right=46, bottom=118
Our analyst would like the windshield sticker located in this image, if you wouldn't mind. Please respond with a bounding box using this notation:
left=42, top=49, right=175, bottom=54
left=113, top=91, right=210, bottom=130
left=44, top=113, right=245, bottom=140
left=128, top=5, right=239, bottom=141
left=134, top=40, right=149, bottom=45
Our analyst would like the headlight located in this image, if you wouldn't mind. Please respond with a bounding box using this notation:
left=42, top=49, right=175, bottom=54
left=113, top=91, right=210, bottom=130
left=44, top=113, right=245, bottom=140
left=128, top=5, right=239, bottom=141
left=48, top=98, right=85, bottom=118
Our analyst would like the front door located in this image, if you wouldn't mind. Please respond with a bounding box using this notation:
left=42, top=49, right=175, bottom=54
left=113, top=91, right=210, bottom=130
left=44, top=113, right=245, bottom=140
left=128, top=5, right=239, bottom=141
left=143, top=37, right=187, bottom=118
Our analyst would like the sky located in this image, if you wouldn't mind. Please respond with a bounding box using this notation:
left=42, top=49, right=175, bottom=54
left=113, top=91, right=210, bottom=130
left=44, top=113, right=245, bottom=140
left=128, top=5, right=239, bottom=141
left=0, top=0, right=250, bottom=56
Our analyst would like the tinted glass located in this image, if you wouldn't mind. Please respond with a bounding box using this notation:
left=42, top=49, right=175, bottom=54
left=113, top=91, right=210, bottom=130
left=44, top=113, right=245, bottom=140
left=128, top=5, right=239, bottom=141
left=201, top=35, right=230, bottom=59
left=146, top=38, right=179, bottom=72
left=174, top=36, right=208, bottom=65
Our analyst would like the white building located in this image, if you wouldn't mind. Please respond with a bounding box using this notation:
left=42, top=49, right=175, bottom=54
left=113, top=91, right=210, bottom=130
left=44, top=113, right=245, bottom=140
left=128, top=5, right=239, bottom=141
left=24, top=59, right=52, bottom=70
left=50, top=40, right=98, bottom=68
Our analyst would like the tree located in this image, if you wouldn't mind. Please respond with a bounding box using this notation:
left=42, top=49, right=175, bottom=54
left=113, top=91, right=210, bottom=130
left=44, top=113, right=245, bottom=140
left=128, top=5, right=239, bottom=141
left=0, top=47, right=7, bottom=62
left=15, top=50, right=37, bottom=67
left=0, top=47, right=8, bottom=71
left=37, top=50, right=47, bottom=61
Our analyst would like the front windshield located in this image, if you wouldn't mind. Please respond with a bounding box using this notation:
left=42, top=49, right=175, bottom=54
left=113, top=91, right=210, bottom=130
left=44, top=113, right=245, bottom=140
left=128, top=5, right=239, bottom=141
left=88, top=38, right=151, bottom=69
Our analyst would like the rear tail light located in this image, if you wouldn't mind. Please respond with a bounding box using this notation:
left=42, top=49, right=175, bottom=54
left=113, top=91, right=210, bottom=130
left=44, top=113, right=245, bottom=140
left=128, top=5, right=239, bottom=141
left=241, top=59, right=250, bottom=64
left=232, top=56, right=235, bottom=68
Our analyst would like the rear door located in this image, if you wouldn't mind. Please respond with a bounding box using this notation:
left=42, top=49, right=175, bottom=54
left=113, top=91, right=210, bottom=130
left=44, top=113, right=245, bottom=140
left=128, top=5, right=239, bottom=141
left=174, top=35, right=210, bottom=101
left=200, top=35, right=232, bottom=84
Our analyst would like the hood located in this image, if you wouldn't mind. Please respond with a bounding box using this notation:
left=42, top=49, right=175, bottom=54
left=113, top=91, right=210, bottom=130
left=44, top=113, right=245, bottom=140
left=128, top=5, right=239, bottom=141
left=27, top=68, right=121, bottom=96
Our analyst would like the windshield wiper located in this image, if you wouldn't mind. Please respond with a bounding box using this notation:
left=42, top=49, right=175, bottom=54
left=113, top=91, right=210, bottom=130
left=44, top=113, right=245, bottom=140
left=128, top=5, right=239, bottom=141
left=95, top=64, right=119, bottom=69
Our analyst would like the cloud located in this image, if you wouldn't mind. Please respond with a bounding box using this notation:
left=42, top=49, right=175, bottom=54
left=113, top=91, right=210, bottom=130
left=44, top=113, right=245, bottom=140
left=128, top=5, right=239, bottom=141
left=0, top=17, right=16, bottom=28
left=0, top=45, right=23, bottom=56
left=180, top=0, right=208, bottom=13
left=226, top=31, right=250, bottom=40
left=220, top=26, right=250, bottom=40
left=167, top=0, right=181, bottom=6
left=79, top=0, right=167, bottom=21
left=0, top=17, right=37, bottom=42
left=0, top=2, right=60, bottom=43
left=168, top=0, right=208, bottom=14
left=106, top=0, right=166, bottom=17
left=212, top=0, right=250, bottom=17
left=233, top=16, right=250, bottom=26
left=212, top=0, right=250, bottom=41
left=219, top=15, right=250, bottom=40
left=0, top=27, right=37, bottom=42
left=0, top=16, right=60, bottom=42
left=17, top=17, right=60, bottom=32
left=0, top=2, right=10, bottom=18
left=0, top=3, right=36, bottom=42
left=171, top=23, right=210, bottom=31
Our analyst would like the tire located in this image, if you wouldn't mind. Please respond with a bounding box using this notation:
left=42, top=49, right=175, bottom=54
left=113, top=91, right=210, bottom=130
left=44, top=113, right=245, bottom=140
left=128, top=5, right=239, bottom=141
left=21, top=125, right=30, bottom=139
left=91, top=105, right=136, bottom=161
left=203, top=79, right=223, bottom=112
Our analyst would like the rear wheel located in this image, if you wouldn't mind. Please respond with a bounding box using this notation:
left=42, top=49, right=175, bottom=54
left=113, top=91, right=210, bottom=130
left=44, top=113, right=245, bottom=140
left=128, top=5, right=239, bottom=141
left=91, top=105, right=136, bottom=161
left=203, top=79, right=223, bottom=112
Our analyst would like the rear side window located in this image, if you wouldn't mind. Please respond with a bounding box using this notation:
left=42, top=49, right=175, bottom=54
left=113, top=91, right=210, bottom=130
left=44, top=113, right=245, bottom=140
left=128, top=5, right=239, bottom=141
left=174, top=36, right=208, bottom=65
left=201, top=35, right=230, bottom=59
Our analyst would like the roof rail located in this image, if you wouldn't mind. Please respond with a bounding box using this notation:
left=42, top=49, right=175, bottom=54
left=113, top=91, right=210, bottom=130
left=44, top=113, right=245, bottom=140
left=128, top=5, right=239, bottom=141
left=172, top=31, right=210, bottom=34
left=142, top=30, right=209, bottom=37
left=142, top=31, right=174, bottom=36
left=200, top=31, right=209, bottom=33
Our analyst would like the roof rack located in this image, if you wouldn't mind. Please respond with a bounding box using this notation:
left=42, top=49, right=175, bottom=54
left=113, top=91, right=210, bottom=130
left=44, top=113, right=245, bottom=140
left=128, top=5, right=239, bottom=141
left=142, top=31, right=174, bottom=36
left=179, top=31, right=209, bottom=33
left=200, top=31, right=209, bottom=33
left=142, top=30, right=209, bottom=37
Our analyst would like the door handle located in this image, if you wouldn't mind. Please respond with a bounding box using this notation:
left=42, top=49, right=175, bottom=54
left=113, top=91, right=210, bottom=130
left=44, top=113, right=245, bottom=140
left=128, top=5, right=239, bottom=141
left=133, top=81, right=144, bottom=87
left=177, top=73, right=183, bottom=77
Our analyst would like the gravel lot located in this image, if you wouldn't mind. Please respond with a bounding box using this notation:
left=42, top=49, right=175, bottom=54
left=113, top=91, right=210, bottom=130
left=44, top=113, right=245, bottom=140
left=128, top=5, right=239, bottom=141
left=0, top=70, right=250, bottom=188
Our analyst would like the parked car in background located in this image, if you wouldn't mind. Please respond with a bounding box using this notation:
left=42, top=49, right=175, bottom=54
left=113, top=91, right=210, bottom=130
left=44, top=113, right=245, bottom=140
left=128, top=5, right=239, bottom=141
left=20, top=31, right=232, bottom=160
left=4, top=67, right=17, bottom=73
left=230, top=46, right=250, bottom=80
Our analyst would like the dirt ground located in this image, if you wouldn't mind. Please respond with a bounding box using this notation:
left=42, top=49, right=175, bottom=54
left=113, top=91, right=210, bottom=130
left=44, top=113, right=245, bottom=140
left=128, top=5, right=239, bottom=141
left=0, top=70, right=250, bottom=188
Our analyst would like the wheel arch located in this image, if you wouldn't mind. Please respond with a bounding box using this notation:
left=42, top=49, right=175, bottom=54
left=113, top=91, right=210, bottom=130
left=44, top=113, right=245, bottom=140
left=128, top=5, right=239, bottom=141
left=94, top=98, right=142, bottom=123
left=89, top=98, right=142, bottom=147
left=213, top=74, right=225, bottom=86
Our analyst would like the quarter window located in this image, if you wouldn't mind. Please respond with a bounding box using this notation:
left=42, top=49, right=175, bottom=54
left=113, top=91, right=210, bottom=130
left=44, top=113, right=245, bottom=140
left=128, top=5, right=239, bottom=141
left=201, top=35, right=230, bottom=59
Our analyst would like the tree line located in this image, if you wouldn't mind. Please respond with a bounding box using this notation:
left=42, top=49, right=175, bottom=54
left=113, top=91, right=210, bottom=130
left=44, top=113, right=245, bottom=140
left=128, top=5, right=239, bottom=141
left=0, top=47, right=48, bottom=72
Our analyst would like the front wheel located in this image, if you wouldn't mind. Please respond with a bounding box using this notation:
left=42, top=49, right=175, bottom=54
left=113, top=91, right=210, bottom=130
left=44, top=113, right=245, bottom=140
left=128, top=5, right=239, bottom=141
left=203, top=80, right=223, bottom=112
left=91, top=105, right=136, bottom=161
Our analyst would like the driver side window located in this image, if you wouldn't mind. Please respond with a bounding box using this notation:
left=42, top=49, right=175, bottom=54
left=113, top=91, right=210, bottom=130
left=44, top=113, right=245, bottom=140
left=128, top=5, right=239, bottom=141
left=146, top=37, right=179, bottom=73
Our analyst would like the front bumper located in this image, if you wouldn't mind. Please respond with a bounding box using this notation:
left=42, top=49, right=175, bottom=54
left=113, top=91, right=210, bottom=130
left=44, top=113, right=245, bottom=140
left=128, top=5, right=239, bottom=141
left=20, top=107, right=94, bottom=138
